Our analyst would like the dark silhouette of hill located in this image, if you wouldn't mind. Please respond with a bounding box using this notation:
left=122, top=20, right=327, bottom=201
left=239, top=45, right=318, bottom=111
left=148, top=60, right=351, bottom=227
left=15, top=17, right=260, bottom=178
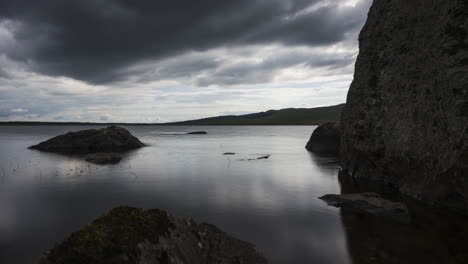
left=166, top=104, right=344, bottom=125
left=0, top=104, right=344, bottom=126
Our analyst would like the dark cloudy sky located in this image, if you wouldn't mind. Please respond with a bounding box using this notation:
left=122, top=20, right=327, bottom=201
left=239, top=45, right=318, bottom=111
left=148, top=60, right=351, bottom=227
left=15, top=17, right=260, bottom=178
left=0, top=0, right=371, bottom=122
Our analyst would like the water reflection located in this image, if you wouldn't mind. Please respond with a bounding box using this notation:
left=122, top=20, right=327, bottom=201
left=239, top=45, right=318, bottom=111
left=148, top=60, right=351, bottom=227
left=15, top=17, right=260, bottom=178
left=0, top=125, right=350, bottom=264
left=337, top=169, right=468, bottom=263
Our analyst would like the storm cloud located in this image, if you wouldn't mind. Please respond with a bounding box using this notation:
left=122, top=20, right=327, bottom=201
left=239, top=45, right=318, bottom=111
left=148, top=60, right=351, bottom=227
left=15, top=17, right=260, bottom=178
left=0, top=0, right=372, bottom=122
left=0, top=0, right=370, bottom=84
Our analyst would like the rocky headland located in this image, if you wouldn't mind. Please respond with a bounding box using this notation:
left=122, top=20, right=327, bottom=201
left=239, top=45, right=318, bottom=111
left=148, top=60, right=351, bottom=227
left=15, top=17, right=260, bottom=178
left=313, top=0, right=468, bottom=215
left=339, top=0, right=468, bottom=214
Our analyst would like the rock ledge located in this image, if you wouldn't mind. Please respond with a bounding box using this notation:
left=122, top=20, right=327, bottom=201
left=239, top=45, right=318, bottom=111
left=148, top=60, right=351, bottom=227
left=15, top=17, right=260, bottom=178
left=319, top=193, right=411, bottom=224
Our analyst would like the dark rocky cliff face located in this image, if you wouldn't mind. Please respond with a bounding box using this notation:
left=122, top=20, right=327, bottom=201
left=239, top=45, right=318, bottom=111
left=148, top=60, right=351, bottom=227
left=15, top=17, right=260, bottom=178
left=341, top=0, right=468, bottom=213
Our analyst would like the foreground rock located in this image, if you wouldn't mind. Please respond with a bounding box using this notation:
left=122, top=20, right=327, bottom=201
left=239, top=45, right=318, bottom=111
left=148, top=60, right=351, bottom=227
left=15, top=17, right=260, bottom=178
left=319, top=193, right=410, bottom=224
left=84, top=153, right=122, bottom=164
left=306, top=122, right=340, bottom=154
left=29, top=126, right=144, bottom=154
left=340, top=0, right=468, bottom=213
left=39, top=206, right=268, bottom=264
left=187, top=131, right=207, bottom=135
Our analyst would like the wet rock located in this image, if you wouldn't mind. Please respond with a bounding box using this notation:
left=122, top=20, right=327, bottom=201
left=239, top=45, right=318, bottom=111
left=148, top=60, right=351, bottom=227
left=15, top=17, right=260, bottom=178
left=187, top=131, right=207, bottom=135
left=29, top=126, right=144, bottom=154
left=84, top=153, right=122, bottom=164
left=240, top=155, right=271, bottom=161
left=223, top=152, right=236, bottom=155
left=306, top=122, right=340, bottom=154
left=39, top=206, right=268, bottom=264
left=256, top=155, right=270, bottom=160
left=340, top=0, right=468, bottom=213
left=319, top=193, right=411, bottom=224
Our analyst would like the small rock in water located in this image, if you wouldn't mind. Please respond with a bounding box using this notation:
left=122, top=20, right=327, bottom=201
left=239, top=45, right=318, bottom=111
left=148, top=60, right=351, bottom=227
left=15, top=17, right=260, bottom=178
left=256, top=155, right=270, bottom=160
left=319, top=192, right=410, bottom=224
left=85, top=153, right=122, bottom=165
left=223, top=152, right=236, bottom=155
left=187, top=131, right=207, bottom=135
left=240, top=154, right=271, bottom=161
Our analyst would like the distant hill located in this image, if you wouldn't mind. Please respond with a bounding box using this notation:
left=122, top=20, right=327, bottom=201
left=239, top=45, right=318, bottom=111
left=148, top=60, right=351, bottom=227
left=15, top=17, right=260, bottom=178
left=165, top=104, right=344, bottom=125
left=0, top=104, right=344, bottom=126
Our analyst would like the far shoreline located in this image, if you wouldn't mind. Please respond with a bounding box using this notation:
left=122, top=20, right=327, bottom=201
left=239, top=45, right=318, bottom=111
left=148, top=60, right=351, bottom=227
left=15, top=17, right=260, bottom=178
left=0, top=122, right=324, bottom=126
left=0, top=104, right=344, bottom=127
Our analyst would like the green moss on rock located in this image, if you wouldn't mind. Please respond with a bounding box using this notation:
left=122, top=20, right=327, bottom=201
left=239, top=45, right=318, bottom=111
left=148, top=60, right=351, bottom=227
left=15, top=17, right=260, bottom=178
left=43, top=206, right=173, bottom=264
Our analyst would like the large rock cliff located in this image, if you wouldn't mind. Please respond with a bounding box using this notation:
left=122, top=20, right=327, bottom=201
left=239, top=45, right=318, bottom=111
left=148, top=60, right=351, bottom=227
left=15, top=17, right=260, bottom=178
left=341, top=0, right=468, bottom=213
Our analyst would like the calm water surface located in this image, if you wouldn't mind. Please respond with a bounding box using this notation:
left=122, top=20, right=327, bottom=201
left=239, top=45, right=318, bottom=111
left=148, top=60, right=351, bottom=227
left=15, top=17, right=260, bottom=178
left=0, top=126, right=348, bottom=264
left=1, top=126, right=467, bottom=264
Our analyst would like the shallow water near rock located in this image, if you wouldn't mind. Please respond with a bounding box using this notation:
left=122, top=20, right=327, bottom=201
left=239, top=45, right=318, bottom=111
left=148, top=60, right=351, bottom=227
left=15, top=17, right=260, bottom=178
left=0, top=126, right=466, bottom=264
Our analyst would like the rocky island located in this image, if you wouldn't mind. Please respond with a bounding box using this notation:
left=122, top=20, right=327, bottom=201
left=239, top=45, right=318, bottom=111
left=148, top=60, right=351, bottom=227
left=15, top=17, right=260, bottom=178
left=29, top=126, right=144, bottom=164
left=29, top=126, right=145, bottom=154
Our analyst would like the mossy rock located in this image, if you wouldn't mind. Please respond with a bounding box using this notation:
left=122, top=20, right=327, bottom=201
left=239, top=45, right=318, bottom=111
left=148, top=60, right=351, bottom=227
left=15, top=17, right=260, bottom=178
left=42, top=206, right=173, bottom=264
left=41, top=206, right=269, bottom=264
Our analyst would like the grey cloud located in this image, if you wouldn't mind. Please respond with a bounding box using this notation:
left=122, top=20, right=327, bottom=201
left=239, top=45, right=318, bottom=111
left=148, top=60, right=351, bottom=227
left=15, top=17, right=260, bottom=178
left=195, top=50, right=356, bottom=87
left=0, top=0, right=371, bottom=84
left=128, top=54, right=221, bottom=84
left=155, top=91, right=246, bottom=104
left=0, top=69, right=9, bottom=78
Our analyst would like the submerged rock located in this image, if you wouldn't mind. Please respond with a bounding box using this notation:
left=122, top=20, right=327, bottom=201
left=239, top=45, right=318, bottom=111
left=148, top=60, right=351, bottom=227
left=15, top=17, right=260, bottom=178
left=255, top=155, right=270, bottom=160
left=84, top=153, right=122, bottom=164
left=29, top=126, right=144, bottom=154
left=39, top=206, right=268, bottom=264
left=240, top=155, right=271, bottom=161
left=187, top=131, right=207, bottom=135
left=319, top=193, right=410, bottom=224
left=340, top=0, right=468, bottom=213
left=306, top=122, right=340, bottom=154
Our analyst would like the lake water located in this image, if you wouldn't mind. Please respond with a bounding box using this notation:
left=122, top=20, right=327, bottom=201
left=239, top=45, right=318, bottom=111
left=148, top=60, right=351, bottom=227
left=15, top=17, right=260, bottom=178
left=0, top=126, right=466, bottom=264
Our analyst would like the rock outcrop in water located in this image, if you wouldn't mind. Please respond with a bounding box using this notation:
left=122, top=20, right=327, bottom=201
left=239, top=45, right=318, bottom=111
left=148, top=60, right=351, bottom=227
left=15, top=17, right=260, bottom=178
left=39, top=206, right=268, bottom=264
left=29, top=126, right=144, bottom=154
left=340, top=0, right=468, bottom=213
left=187, top=131, right=207, bottom=135
left=305, top=122, right=340, bottom=154
left=319, top=193, right=410, bottom=224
